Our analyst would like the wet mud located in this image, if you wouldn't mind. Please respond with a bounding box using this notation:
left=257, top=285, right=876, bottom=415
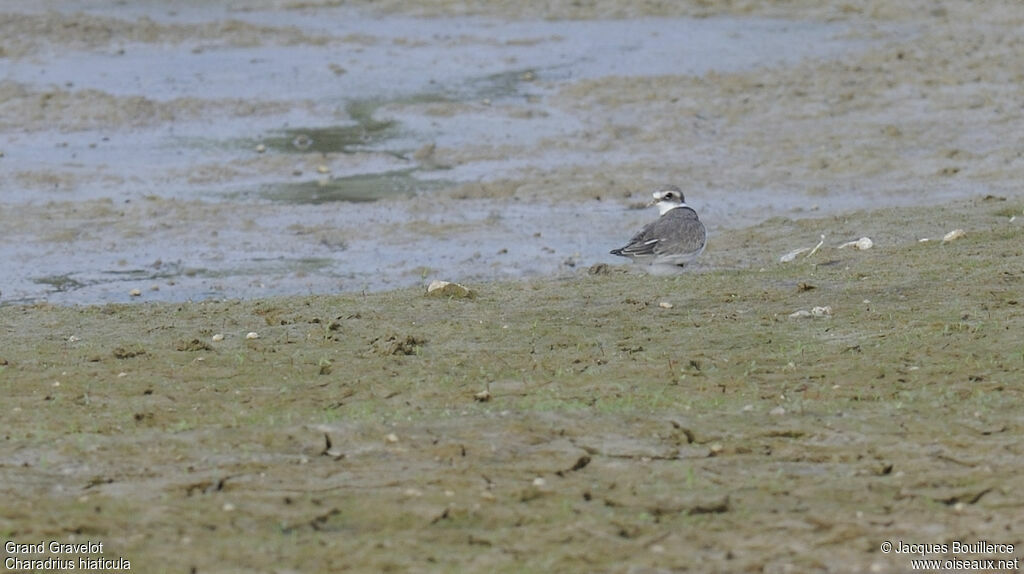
left=3, top=1, right=1024, bottom=572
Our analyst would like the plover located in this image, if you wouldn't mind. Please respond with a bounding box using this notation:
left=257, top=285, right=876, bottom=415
left=610, top=185, right=706, bottom=274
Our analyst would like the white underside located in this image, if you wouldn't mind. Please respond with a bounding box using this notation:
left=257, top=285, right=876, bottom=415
left=643, top=263, right=689, bottom=276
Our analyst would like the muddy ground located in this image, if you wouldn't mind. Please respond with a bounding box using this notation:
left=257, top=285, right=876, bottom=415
left=5, top=0, right=1024, bottom=303
left=3, top=0, right=1024, bottom=573
left=3, top=197, right=1024, bottom=573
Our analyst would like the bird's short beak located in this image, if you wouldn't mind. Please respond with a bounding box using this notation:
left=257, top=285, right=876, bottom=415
left=647, top=194, right=661, bottom=207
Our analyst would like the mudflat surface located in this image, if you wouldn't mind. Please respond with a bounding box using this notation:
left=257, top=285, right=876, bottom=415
left=3, top=1, right=1024, bottom=573
left=4, top=1, right=1024, bottom=303
left=3, top=197, right=1024, bottom=572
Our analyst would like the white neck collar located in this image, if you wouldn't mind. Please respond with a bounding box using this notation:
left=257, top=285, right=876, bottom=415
left=657, top=202, right=688, bottom=216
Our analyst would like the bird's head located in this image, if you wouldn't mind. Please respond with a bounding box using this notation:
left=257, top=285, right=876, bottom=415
left=649, top=185, right=685, bottom=215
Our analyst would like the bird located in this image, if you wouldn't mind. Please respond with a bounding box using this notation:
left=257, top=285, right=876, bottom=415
left=610, top=185, right=706, bottom=275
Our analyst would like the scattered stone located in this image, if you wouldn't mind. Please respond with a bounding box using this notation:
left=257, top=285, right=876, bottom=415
left=532, top=477, right=546, bottom=487
left=255, top=143, right=266, bottom=153
left=790, top=306, right=832, bottom=319
left=385, top=433, right=399, bottom=443
left=112, top=345, right=147, bottom=359
left=292, top=134, right=313, bottom=150
left=769, top=406, right=787, bottom=416
left=316, top=164, right=330, bottom=174
left=129, top=288, right=142, bottom=297
left=318, top=360, right=332, bottom=376
left=211, top=333, right=225, bottom=342
left=687, top=495, right=730, bottom=515
left=587, top=263, right=610, bottom=275
left=245, top=332, right=260, bottom=340
left=658, top=301, right=674, bottom=309
left=176, top=338, right=213, bottom=352
left=474, top=389, right=492, bottom=402
left=942, top=229, right=967, bottom=243
left=426, top=280, right=475, bottom=299
left=67, top=335, right=81, bottom=343
left=811, top=305, right=833, bottom=317
left=375, top=334, right=426, bottom=356
left=838, top=237, right=874, bottom=250
left=566, top=456, right=591, bottom=473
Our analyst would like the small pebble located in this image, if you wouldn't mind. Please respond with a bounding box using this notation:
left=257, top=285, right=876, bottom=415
left=659, top=301, right=674, bottom=309
left=129, top=288, right=142, bottom=297
left=386, top=433, right=399, bottom=443
left=255, top=143, right=266, bottom=153
left=245, top=332, right=259, bottom=340
left=942, top=229, right=966, bottom=243
left=316, top=164, right=330, bottom=174
left=769, top=406, right=787, bottom=416
left=67, top=335, right=81, bottom=343
left=222, top=503, right=235, bottom=512
left=838, top=237, right=873, bottom=250
left=212, top=334, right=224, bottom=342
left=532, top=477, right=546, bottom=487
left=426, top=280, right=475, bottom=299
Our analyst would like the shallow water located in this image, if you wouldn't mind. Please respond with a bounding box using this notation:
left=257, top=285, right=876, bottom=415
left=1, top=3, right=889, bottom=304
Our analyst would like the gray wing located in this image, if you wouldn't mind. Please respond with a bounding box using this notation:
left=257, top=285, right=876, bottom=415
left=612, top=207, right=706, bottom=258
